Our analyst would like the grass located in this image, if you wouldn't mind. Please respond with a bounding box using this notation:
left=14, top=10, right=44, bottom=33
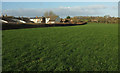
left=2, top=23, right=118, bottom=71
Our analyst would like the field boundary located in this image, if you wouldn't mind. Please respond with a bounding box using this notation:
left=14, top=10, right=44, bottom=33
left=2, top=22, right=87, bottom=30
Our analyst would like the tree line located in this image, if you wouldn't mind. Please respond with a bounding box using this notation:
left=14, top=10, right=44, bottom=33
left=71, top=15, right=119, bottom=24
left=44, top=11, right=119, bottom=24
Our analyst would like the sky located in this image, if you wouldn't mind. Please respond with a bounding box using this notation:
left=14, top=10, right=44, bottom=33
left=2, top=0, right=120, bottom=2
left=2, top=2, right=118, bottom=18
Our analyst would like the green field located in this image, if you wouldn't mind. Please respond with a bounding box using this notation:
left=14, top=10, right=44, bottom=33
left=2, top=23, right=118, bottom=71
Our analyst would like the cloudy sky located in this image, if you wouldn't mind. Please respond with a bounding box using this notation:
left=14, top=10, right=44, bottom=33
left=2, top=2, right=118, bottom=18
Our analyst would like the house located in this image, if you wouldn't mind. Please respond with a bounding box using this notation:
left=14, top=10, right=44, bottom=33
left=1, top=15, right=35, bottom=23
left=0, top=16, right=8, bottom=23
left=30, top=16, right=60, bottom=24
left=61, top=18, right=74, bottom=23
left=0, top=19, right=8, bottom=23
left=2, top=17, right=18, bottom=23
left=1, top=15, right=14, bottom=19
left=17, top=17, right=34, bottom=23
left=12, top=19, right=26, bottom=23
left=46, top=16, right=60, bottom=24
left=1, top=15, right=27, bottom=23
left=1, top=15, right=61, bottom=24
left=45, top=17, right=50, bottom=23
left=30, top=16, right=45, bottom=23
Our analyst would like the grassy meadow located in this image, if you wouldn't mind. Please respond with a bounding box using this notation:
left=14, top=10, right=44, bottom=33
left=2, top=23, right=118, bottom=71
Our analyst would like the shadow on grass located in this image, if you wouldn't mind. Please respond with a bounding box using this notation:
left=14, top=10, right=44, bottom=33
left=2, top=22, right=87, bottom=30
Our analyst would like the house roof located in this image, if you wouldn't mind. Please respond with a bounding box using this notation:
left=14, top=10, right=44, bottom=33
left=2, top=18, right=17, bottom=23
left=30, top=17, right=43, bottom=19
left=15, top=17, right=34, bottom=23
left=2, top=16, right=14, bottom=18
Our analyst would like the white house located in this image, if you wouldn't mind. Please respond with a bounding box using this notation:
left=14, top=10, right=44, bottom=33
left=30, top=17, right=43, bottom=23
left=46, top=16, right=60, bottom=24
left=29, top=16, right=60, bottom=24
left=0, top=19, right=8, bottom=23
left=45, top=17, right=50, bottom=24
left=12, top=19, right=26, bottom=23
left=19, top=20, right=26, bottom=23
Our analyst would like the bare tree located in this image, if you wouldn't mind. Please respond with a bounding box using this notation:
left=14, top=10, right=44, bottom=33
left=49, top=11, right=57, bottom=16
left=44, top=11, right=49, bottom=17
left=44, top=11, right=57, bottom=17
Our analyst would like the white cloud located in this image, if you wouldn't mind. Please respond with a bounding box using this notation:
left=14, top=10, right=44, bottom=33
left=112, top=6, right=118, bottom=9
left=2, top=5, right=118, bottom=17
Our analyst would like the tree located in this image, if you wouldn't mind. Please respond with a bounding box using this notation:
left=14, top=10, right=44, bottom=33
left=44, top=11, right=49, bottom=17
left=66, top=16, right=71, bottom=19
left=49, top=11, right=56, bottom=16
left=72, top=17, right=78, bottom=23
left=104, top=15, right=111, bottom=18
left=104, top=15, right=111, bottom=24
left=44, top=11, right=57, bottom=17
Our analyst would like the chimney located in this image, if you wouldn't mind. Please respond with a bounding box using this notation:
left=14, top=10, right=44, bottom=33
left=2, top=14, right=4, bottom=17
left=36, top=16, right=38, bottom=18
